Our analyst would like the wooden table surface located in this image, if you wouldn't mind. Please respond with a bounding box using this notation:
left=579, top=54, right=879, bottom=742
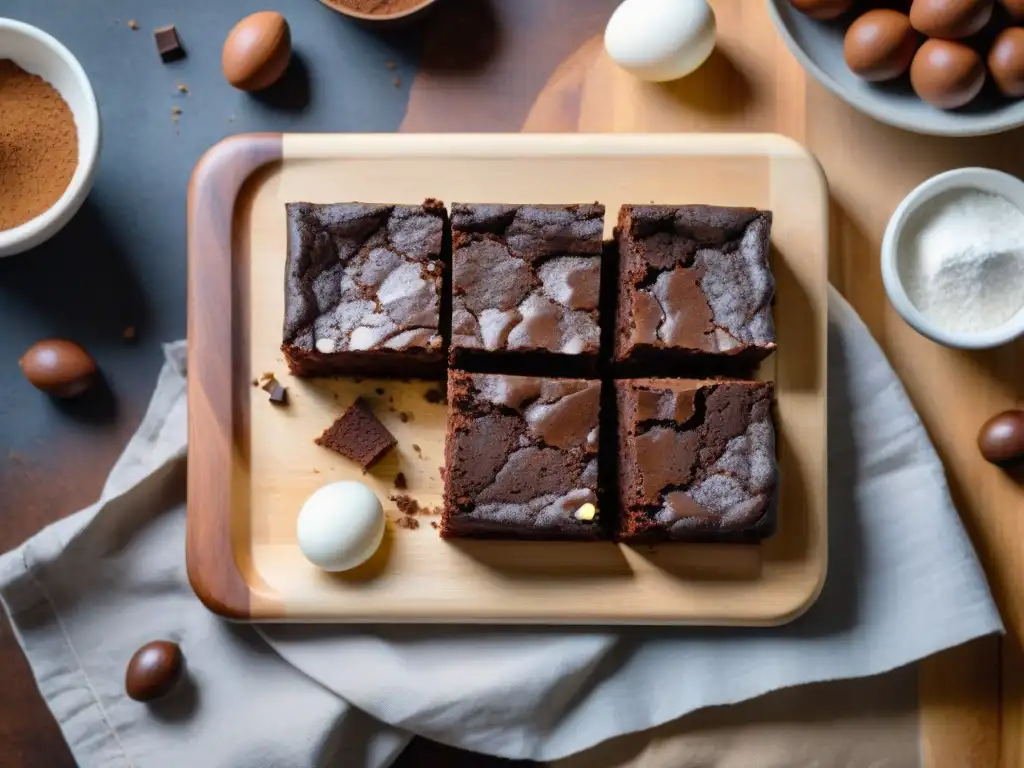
left=2, top=0, right=1022, bottom=765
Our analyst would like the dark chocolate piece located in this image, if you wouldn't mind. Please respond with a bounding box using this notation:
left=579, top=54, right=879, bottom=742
left=615, top=378, right=777, bottom=542
left=315, top=398, right=396, bottom=469
left=125, top=641, right=183, bottom=702
left=614, top=205, right=775, bottom=371
left=282, top=200, right=447, bottom=379
left=154, top=25, right=185, bottom=62
left=267, top=383, right=287, bottom=404
left=441, top=371, right=601, bottom=540
left=449, top=203, right=605, bottom=374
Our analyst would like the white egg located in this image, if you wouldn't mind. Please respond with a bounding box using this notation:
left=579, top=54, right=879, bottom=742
left=296, top=481, right=385, bottom=572
left=604, top=0, right=717, bottom=83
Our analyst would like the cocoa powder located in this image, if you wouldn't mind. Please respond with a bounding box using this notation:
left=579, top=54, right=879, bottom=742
left=0, top=60, right=78, bottom=231
left=329, top=0, right=430, bottom=15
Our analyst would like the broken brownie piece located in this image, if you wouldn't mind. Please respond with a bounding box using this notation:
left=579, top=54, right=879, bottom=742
left=614, top=204, right=775, bottom=370
left=282, top=201, right=446, bottom=379
left=615, top=378, right=777, bottom=542
left=315, top=398, right=396, bottom=469
left=441, top=371, right=602, bottom=540
left=449, top=203, right=605, bottom=374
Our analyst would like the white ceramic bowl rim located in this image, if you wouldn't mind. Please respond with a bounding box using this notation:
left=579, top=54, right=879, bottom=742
left=881, top=168, right=1024, bottom=349
left=0, top=18, right=100, bottom=252
left=765, top=1, right=1024, bottom=138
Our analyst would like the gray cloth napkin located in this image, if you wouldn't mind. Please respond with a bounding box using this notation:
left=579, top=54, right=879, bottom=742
left=0, top=288, right=1004, bottom=767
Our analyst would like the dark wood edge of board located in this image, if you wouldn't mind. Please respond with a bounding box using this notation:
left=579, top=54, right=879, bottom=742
left=186, top=133, right=283, bottom=620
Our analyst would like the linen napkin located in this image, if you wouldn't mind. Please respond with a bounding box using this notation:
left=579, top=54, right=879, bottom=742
left=0, top=288, right=1004, bottom=768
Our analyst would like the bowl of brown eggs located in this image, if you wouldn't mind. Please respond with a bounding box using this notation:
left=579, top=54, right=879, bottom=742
left=767, top=0, right=1024, bottom=136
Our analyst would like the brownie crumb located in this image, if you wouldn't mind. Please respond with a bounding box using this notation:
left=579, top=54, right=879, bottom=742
left=375, top=387, right=385, bottom=395
left=424, top=388, right=445, bottom=404
left=177, top=82, right=189, bottom=94
left=396, top=517, right=420, bottom=530
left=394, top=472, right=408, bottom=490
left=412, top=444, right=422, bottom=454
left=399, top=412, right=412, bottom=423
left=127, top=19, right=139, bottom=30
left=393, top=77, right=401, bottom=88
left=122, top=326, right=136, bottom=341
left=390, top=494, right=421, bottom=516
left=251, top=379, right=259, bottom=387
left=315, top=398, right=397, bottom=469
left=430, top=521, right=439, bottom=530
left=313, top=468, right=320, bottom=474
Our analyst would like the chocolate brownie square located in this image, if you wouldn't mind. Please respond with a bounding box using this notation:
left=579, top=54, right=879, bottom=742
left=449, top=203, right=605, bottom=374
left=315, top=397, right=396, bottom=469
left=615, top=378, right=777, bottom=542
left=282, top=201, right=446, bottom=378
left=614, top=205, right=775, bottom=370
left=441, top=371, right=602, bottom=540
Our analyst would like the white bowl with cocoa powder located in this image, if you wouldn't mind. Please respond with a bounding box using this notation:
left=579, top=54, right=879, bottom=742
left=0, top=19, right=100, bottom=257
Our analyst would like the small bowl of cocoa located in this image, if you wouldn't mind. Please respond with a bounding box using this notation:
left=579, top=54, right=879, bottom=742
left=0, top=19, right=100, bottom=257
left=319, top=0, right=440, bottom=24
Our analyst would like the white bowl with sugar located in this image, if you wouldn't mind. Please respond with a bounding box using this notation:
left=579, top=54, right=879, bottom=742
left=882, top=168, right=1024, bottom=350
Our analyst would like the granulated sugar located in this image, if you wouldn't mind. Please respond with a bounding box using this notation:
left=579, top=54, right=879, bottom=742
left=900, top=189, right=1024, bottom=334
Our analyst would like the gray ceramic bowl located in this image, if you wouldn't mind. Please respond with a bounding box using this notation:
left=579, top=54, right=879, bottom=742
left=766, top=1, right=1024, bottom=137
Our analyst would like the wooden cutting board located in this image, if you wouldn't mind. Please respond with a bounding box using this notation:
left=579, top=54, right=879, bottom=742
left=185, top=132, right=828, bottom=624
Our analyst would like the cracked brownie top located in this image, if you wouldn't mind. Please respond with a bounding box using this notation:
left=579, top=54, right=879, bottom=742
left=283, top=201, right=445, bottom=361
left=614, top=204, right=775, bottom=365
left=616, top=378, right=776, bottom=541
left=450, top=203, right=605, bottom=363
left=441, top=370, right=602, bottom=540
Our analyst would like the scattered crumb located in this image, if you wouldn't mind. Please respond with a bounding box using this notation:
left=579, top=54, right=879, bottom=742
left=393, top=77, right=401, bottom=88
left=313, top=468, right=320, bottom=474
left=260, top=375, right=278, bottom=393
left=260, top=371, right=275, bottom=381
left=375, top=387, right=385, bottom=395
left=396, top=517, right=420, bottom=530
left=354, top=378, right=363, bottom=384
left=177, top=82, right=189, bottom=94
left=127, top=19, right=139, bottom=30
left=430, top=521, right=439, bottom=530
left=122, top=325, right=136, bottom=341
left=385, top=61, right=397, bottom=71
left=412, top=444, right=422, bottom=454
left=251, top=379, right=259, bottom=387
left=394, top=472, right=408, bottom=490
left=171, top=106, right=182, bottom=123
left=424, top=388, right=444, bottom=404
left=390, top=494, right=421, bottom=516
left=388, top=396, right=394, bottom=403
left=399, top=412, right=411, bottom=423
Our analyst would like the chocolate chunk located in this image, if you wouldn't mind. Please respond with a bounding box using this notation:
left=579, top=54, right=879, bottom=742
left=268, top=383, right=288, bottom=405
left=315, top=398, right=396, bottom=469
left=394, top=472, right=408, bottom=490
left=125, top=641, right=183, bottom=702
left=154, top=25, right=185, bottom=62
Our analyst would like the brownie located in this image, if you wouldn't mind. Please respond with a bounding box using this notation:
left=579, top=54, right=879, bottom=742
left=615, top=378, right=777, bottom=542
left=441, top=371, right=602, bottom=540
left=449, top=203, right=605, bottom=373
left=282, top=201, right=446, bottom=378
left=614, top=204, right=775, bottom=370
left=315, top=397, right=397, bottom=469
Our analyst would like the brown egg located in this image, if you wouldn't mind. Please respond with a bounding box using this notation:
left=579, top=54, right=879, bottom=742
left=999, top=0, right=1024, bottom=19
left=788, top=0, right=855, bottom=20
left=18, top=339, right=97, bottom=398
left=222, top=11, right=292, bottom=92
left=978, top=410, right=1024, bottom=465
left=909, top=0, right=993, bottom=39
left=989, top=28, right=1024, bottom=97
left=910, top=39, right=986, bottom=108
left=126, top=641, right=183, bottom=702
left=844, top=10, right=920, bottom=81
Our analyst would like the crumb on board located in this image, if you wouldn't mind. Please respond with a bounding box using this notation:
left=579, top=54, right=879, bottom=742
left=399, top=412, right=412, bottom=423
left=430, top=521, right=439, bottom=530
left=251, top=379, right=259, bottom=387
left=394, top=472, right=407, bottom=490
left=412, top=444, right=422, bottom=454
left=177, top=82, right=189, bottom=94
left=390, top=494, right=421, bottom=516
left=393, top=77, right=401, bottom=88
left=396, top=517, right=419, bottom=530
left=375, top=387, right=385, bottom=395
left=424, top=388, right=444, bottom=404
left=313, top=468, right=320, bottom=474
left=127, top=19, right=139, bottom=30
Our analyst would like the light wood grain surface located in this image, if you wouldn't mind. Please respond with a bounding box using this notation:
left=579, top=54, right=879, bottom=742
left=187, top=132, right=829, bottom=624
left=511, top=0, right=1021, bottom=764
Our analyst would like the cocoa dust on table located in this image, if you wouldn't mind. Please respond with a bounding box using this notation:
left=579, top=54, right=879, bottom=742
left=0, top=60, right=78, bottom=231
